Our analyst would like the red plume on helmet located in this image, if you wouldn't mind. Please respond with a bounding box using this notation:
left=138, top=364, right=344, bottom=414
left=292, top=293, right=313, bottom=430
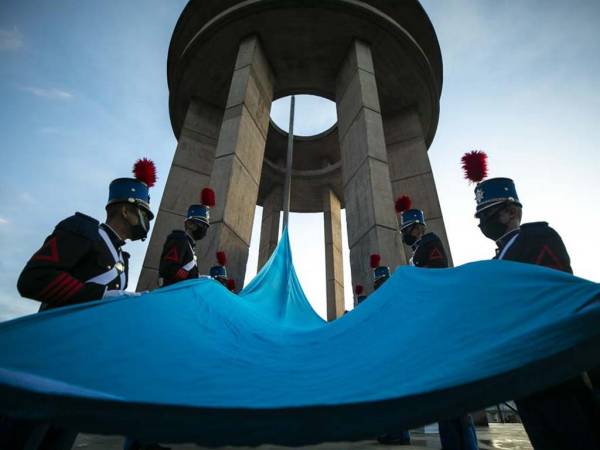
left=132, top=158, right=157, bottom=187
left=355, top=284, right=364, bottom=296
left=395, top=195, right=412, bottom=213
left=201, top=188, right=216, bottom=207
left=461, top=150, right=488, bottom=183
left=216, top=251, right=227, bottom=266
left=227, top=278, right=236, bottom=292
left=370, top=254, right=381, bottom=268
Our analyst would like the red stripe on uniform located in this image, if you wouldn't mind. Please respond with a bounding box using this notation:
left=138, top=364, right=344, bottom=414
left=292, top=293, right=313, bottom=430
left=175, top=269, right=188, bottom=280
left=50, top=278, right=80, bottom=302
left=38, top=273, right=68, bottom=298
left=45, top=276, right=76, bottom=301
left=60, top=280, right=84, bottom=301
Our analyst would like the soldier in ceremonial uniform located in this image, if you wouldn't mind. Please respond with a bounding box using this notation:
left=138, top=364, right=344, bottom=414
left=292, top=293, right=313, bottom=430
left=17, top=158, right=156, bottom=310
left=208, top=251, right=238, bottom=292
left=2, top=159, right=157, bottom=450
left=209, top=251, right=229, bottom=287
left=158, top=188, right=215, bottom=287
left=355, top=284, right=367, bottom=305
left=370, top=254, right=391, bottom=291
left=462, top=150, right=600, bottom=450
left=396, top=195, right=479, bottom=450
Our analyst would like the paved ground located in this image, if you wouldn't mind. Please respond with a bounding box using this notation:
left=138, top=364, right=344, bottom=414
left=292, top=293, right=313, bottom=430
left=73, top=424, right=533, bottom=450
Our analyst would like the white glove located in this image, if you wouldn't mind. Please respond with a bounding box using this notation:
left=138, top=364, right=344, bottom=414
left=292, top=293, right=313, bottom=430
left=103, top=290, right=141, bottom=299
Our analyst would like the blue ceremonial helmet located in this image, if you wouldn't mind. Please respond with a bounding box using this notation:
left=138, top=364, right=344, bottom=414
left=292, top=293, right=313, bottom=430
left=395, top=195, right=424, bottom=230
left=474, top=177, right=521, bottom=217
left=186, top=188, right=216, bottom=226
left=461, top=151, right=522, bottom=218
left=401, top=209, right=425, bottom=231
left=210, top=265, right=227, bottom=279
left=187, top=204, right=210, bottom=226
left=107, top=159, right=156, bottom=220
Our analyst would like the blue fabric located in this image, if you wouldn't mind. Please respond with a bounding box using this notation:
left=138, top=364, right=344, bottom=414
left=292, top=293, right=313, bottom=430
left=0, top=228, right=599, bottom=445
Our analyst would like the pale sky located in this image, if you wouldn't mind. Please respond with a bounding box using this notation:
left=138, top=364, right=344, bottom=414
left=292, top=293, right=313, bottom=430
left=1, top=1, right=599, bottom=321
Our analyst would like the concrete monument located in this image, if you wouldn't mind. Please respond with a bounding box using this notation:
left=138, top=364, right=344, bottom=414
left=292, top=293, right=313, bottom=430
left=138, top=0, right=450, bottom=321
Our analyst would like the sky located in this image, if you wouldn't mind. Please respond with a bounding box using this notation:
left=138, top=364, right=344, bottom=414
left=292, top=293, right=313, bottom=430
left=0, top=1, right=599, bottom=321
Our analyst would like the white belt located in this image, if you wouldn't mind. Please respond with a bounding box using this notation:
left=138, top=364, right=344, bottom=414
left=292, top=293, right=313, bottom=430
left=86, top=227, right=126, bottom=288
left=182, top=255, right=197, bottom=272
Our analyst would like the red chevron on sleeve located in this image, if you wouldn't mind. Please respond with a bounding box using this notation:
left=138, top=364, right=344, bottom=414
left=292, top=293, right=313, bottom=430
left=32, top=237, right=60, bottom=263
left=535, top=245, right=563, bottom=270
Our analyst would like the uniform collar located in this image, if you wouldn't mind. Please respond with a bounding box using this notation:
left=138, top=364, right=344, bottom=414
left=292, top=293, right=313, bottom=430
left=411, top=239, right=421, bottom=252
left=101, top=223, right=125, bottom=248
left=495, top=228, right=520, bottom=252
left=184, top=230, right=196, bottom=247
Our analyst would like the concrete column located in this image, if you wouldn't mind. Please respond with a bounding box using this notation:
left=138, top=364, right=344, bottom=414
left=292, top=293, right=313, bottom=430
left=257, top=186, right=281, bottom=271
left=323, top=188, right=345, bottom=320
left=137, top=99, right=223, bottom=291
left=335, top=40, right=406, bottom=297
left=384, top=108, right=453, bottom=266
left=195, top=36, right=275, bottom=288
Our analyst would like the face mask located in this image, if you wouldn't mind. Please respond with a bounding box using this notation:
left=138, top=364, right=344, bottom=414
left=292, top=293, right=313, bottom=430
left=402, top=233, right=417, bottom=246
left=191, top=223, right=208, bottom=241
left=129, top=208, right=150, bottom=242
left=478, top=208, right=508, bottom=241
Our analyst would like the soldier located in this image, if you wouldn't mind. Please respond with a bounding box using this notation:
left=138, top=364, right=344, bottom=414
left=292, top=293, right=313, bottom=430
left=355, top=284, right=367, bottom=304
left=462, top=150, right=600, bottom=450
left=158, top=188, right=215, bottom=287
left=209, top=251, right=229, bottom=287
left=4, top=158, right=157, bottom=450
left=370, top=254, right=391, bottom=291
left=206, top=251, right=236, bottom=292
left=396, top=195, right=478, bottom=450
left=395, top=195, right=448, bottom=268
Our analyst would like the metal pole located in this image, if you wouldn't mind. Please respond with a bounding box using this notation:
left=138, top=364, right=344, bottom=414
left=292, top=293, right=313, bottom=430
left=282, top=95, right=295, bottom=229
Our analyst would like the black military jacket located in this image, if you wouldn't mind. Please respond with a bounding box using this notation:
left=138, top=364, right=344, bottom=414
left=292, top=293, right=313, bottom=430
left=159, top=230, right=198, bottom=286
left=494, top=222, right=572, bottom=274
left=412, top=232, right=449, bottom=269
left=17, top=213, right=129, bottom=309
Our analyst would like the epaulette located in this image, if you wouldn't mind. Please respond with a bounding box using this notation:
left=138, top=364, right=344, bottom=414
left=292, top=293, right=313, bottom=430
left=520, top=222, right=549, bottom=230
left=55, top=212, right=101, bottom=241
left=420, top=232, right=441, bottom=245
left=168, top=230, right=189, bottom=240
left=520, top=222, right=554, bottom=238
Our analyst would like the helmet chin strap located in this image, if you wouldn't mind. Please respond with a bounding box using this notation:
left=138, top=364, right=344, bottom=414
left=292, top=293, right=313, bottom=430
left=136, top=207, right=149, bottom=242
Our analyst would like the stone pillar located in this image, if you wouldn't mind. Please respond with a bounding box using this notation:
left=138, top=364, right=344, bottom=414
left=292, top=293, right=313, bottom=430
left=195, top=36, right=275, bottom=288
left=323, top=188, right=345, bottom=320
left=137, top=99, right=223, bottom=291
left=384, top=108, right=453, bottom=266
left=335, top=40, right=406, bottom=298
left=257, top=186, right=281, bottom=271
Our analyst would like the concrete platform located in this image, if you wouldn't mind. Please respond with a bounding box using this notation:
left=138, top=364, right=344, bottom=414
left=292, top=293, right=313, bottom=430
left=72, top=424, right=533, bottom=450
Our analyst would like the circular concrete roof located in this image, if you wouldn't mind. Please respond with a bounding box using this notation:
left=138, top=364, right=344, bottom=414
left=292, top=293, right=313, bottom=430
left=168, top=0, right=442, bottom=139
left=167, top=0, right=443, bottom=212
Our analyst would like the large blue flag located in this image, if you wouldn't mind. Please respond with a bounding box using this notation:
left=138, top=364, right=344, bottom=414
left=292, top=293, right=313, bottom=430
left=0, top=229, right=599, bottom=445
